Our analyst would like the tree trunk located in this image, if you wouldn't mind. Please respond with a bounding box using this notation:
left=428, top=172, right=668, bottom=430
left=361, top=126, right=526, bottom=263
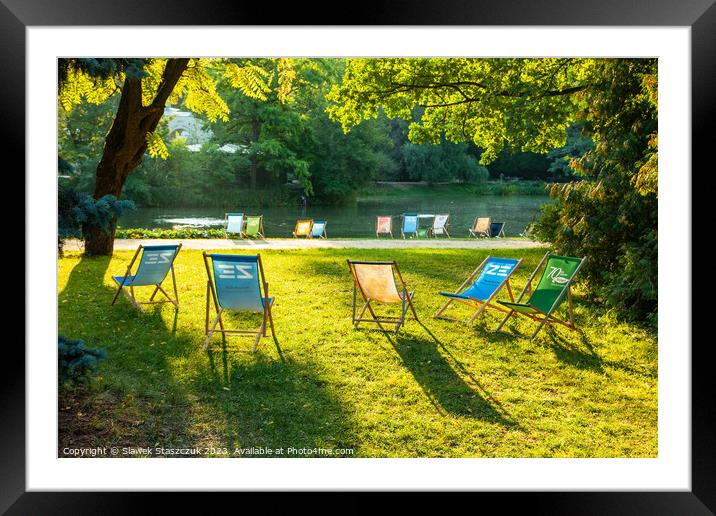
left=84, top=58, right=189, bottom=255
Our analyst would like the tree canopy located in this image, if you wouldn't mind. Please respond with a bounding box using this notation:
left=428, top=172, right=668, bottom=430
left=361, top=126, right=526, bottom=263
left=326, top=58, right=596, bottom=162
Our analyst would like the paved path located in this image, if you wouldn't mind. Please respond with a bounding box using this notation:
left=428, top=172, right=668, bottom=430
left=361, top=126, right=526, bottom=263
left=89, top=238, right=547, bottom=251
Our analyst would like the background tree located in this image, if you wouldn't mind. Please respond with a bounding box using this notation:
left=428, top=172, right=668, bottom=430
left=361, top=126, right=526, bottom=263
left=59, top=57, right=294, bottom=255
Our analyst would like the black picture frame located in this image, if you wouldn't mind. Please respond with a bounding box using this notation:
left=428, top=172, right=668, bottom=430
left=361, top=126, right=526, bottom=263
left=6, top=0, right=712, bottom=513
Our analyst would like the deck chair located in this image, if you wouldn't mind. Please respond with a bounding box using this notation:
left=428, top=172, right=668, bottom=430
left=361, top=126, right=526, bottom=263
left=202, top=253, right=277, bottom=352
left=293, top=219, right=313, bottom=238
left=417, top=214, right=434, bottom=238
left=347, top=260, right=419, bottom=333
left=244, top=215, right=265, bottom=238
left=225, top=213, right=245, bottom=238
left=490, top=221, right=506, bottom=238
left=469, top=216, right=492, bottom=238
left=310, top=220, right=328, bottom=239
left=435, top=256, right=522, bottom=324
left=401, top=214, right=418, bottom=239
left=432, top=214, right=450, bottom=238
left=495, top=253, right=585, bottom=339
left=376, top=216, right=393, bottom=238
left=111, top=244, right=182, bottom=310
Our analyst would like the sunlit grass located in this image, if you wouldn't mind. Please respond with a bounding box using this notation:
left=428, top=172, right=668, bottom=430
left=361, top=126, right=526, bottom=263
left=58, top=248, right=657, bottom=458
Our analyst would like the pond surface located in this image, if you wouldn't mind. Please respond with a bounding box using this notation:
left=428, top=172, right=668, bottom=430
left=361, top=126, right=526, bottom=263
left=118, top=195, right=551, bottom=238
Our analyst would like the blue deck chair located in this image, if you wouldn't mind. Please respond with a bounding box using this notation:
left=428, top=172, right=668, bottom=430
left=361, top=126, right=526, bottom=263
left=225, top=213, right=245, bottom=238
left=310, top=220, right=328, bottom=239
left=111, top=244, right=182, bottom=310
left=490, top=221, right=506, bottom=238
left=401, top=214, right=418, bottom=239
left=202, top=253, right=277, bottom=353
left=435, top=256, right=521, bottom=324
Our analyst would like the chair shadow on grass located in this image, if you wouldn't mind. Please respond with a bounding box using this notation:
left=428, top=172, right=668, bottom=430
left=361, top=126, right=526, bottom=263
left=59, top=255, right=353, bottom=457
left=368, top=320, right=519, bottom=428
left=58, top=255, right=199, bottom=450
left=204, top=354, right=356, bottom=455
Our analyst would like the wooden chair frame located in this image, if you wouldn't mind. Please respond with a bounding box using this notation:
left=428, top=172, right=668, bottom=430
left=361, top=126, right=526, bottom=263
left=202, top=252, right=277, bottom=353
left=347, top=260, right=419, bottom=334
left=469, top=216, right=492, bottom=238
left=224, top=212, right=246, bottom=238
left=495, top=253, right=586, bottom=339
left=293, top=219, right=314, bottom=238
left=376, top=216, right=393, bottom=238
left=244, top=215, right=266, bottom=239
left=431, top=214, right=451, bottom=238
left=435, top=256, right=522, bottom=324
left=111, top=244, right=182, bottom=311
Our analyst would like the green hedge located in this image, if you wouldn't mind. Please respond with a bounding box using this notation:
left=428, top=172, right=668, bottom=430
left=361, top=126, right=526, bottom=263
left=115, top=227, right=226, bottom=239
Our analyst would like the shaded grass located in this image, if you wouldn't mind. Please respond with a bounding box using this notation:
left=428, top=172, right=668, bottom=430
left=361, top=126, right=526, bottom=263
left=58, top=248, right=657, bottom=458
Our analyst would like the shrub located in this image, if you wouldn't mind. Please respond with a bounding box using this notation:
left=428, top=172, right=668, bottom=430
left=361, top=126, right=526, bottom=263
left=58, top=335, right=107, bottom=387
left=58, top=185, right=135, bottom=254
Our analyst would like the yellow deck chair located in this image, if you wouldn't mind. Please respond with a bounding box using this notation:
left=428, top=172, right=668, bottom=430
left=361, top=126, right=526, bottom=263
left=293, top=219, right=313, bottom=238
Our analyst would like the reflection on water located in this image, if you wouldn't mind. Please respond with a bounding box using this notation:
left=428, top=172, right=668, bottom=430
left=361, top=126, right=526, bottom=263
left=118, top=195, right=551, bottom=238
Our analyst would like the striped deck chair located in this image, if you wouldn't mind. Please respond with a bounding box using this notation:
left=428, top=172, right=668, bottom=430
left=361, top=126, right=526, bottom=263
left=469, top=216, right=492, bottom=238
left=496, top=253, right=585, bottom=339
left=293, top=219, right=313, bottom=238
left=225, top=213, right=245, bottom=238
left=202, top=253, right=277, bottom=352
left=435, top=256, right=521, bottom=324
left=376, top=216, right=393, bottom=238
left=490, top=221, right=506, bottom=238
left=310, top=220, right=328, bottom=239
left=111, top=244, right=182, bottom=310
left=401, top=214, right=418, bottom=239
left=432, top=214, right=451, bottom=238
left=347, top=260, right=419, bottom=333
left=244, top=215, right=265, bottom=239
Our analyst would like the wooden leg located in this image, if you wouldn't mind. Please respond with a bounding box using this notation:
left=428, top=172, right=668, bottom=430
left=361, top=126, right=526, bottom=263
left=111, top=284, right=124, bottom=306
left=467, top=301, right=489, bottom=324
left=495, top=310, right=514, bottom=332
left=203, top=308, right=223, bottom=351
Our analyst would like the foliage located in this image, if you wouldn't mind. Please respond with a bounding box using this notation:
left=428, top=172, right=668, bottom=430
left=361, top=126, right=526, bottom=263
left=327, top=58, right=594, bottom=162
left=327, top=57, right=657, bottom=323
left=401, top=139, right=488, bottom=184
left=59, top=248, right=657, bottom=457
left=545, top=124, right=595, bottom=178
left=58, top=334, right=107, bottom=387
left=115, top=227, right=226, bottom=239
left=58, top=185, right=135, bottom=252
left=533, top=59, right=658, bottom=322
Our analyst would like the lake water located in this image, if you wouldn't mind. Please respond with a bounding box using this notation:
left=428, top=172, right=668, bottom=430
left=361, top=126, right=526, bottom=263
left=118, top=195, right=551, bottom=238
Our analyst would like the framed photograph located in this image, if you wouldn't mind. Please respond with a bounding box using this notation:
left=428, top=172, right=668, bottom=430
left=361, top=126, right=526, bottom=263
left=7, top=0, right=712, bottom=512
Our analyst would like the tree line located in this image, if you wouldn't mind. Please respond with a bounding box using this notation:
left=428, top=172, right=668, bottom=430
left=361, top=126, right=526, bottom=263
left=59, top=58, right=586, bottom=209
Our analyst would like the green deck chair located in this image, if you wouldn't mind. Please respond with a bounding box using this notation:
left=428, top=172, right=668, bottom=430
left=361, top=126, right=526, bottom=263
left=244, top=215, right=265, bottom=238
left=495, top=253, right=585, bottom=339
left=417, top=214, right=434, bottom=238
left=111, top=244, right=182, bottom=310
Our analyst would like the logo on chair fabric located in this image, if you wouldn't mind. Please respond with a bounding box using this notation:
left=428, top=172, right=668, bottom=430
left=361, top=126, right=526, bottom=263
left=485, top=263, right=513, bottom=277
left=146, top=252, right=173, bottom=264
left=547, top=266, right=570, bottom=285
left=218, top=264, right=255, bottom=279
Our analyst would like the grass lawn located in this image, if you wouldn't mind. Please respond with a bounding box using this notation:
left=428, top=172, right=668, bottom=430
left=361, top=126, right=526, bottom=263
left=58, top=247, right=657, bottom=458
